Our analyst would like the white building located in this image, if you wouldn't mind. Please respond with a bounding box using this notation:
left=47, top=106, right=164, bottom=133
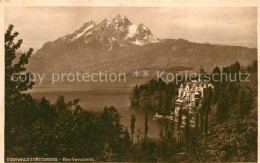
left=176, top=81, right=214, bottom=107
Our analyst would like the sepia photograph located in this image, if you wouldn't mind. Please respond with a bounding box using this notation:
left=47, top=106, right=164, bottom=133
left=3, top=3, right=258, bottom=162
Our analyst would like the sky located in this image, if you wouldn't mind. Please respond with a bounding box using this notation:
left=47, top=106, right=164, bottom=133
left=5, top=7, right=257, bottom=51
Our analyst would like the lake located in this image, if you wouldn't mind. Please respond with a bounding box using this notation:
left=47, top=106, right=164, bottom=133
left=31, top=90, right=170, bottom=141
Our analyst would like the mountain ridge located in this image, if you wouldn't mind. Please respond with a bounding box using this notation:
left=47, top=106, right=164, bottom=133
left=37, top=15, right=160, bottom=57
left=29, top=15, right=257, bottom=74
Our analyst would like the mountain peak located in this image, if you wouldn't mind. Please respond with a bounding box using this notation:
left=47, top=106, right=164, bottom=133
left=114, top=14, right=126, bottom=19
left=38, top=15, right=160, bottom=52
left=83, top=21, right=96, bottom=27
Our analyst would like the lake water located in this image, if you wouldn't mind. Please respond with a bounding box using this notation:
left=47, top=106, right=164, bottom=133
left=31, top=90, right=168, bottom=141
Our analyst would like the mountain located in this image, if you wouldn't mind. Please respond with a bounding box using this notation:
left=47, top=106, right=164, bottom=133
left=36, top=15, right=159, bottom=56
left=29, top=15, right=257, bottom=75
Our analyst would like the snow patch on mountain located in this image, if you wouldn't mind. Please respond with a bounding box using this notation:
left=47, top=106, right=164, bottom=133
left=106, top=19, right=112, bottom=26
left=141, top=24, right=148, bottom=30
left=71, top=23, right=94, bottom=41
left=127, top=24, right=138, bottom=38
left=85, top=31, right=93, bottom=36
left=131, top=39, right=144, bottom=46
left=144, top=35, right=160, bottom=43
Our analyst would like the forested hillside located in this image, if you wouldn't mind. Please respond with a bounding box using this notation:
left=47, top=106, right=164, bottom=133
left=5, top=25, right=257, bottom=162
left=129, top=61, right=257, bottom=161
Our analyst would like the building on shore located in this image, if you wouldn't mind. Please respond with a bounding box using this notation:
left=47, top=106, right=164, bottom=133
left=176, top=80, right=214, bottom=107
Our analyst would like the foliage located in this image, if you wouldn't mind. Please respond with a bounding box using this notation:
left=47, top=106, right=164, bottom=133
left=5, top=25, right=131, bottom=161
left=130, top=78, right=176, bottom=114
left=130, top=114, right=136, bottom=143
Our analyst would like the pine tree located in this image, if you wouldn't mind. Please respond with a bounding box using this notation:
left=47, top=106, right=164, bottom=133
left=121, top=127, right=131, bottom=159
left=195, top=111, right=199, bottom=135
left=135, top=128, right=143, bottom=144
left=204, top=88, right=213, bottom=136
left=130, top=114, right=136, bottom=143
left=177, top=107, right=182, bottom=146
left=171, top=117, right=175, bottom=136
left=204, top=106, right=209, bottom=137
left=159, top=127, right=164, bottom=138
left=144, top=111, right=149, bottom=138
left=237, top=88, right=253, bottom=118
left=5, top=25, right=34, bottom=155
left=185, top=111, right=190, bottom=144
left=5, top=24, right=34, bottom=101
left=216, top=92, right=229, bottom=123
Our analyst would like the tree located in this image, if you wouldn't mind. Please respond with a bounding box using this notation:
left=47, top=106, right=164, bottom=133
left=5, top=25, right=34, bottom=100
left=5, top=24, right=35, bottom=155
left=130, top=114, right=136, bottom=143
left=203, top=87, right=213, bottom=136
left=212, top=66, right=221, bottom=104
left=120, top=127, right=131, bottom=160
left=216, top=91, right=229, bottom=123
left=185, top=111, right=190, bottom=144
left=195, top=111, right=199, bottom=134
left=144, top=111, right=149, bottom=138
left=171, top=118, right=175, bottom=136
left=237, top=87, right=253, bottom=118
left=135, top=128, right=143, bottom=144
left=131, top=85, right=140, bottom=106
left=177, top=107, right=182, bottom=147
